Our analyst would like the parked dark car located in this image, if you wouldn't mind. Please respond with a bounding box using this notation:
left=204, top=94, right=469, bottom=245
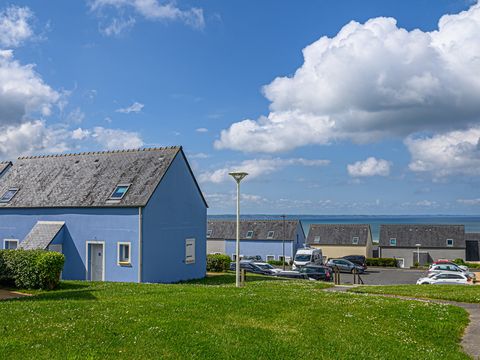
left=230, top=260, right=273, bottom=275
left=273, top=270, right=309, bottom=280
left=298, top=265, right=333, bottom=281
left=342, top=255, right=367, bottom=269
left=327, top=258, right=365, bottom=273
left=242, top=255, right=262, bottom=261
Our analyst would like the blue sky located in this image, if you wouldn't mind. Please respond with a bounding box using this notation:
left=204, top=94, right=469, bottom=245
left=1, top=0, right=480, bottom=215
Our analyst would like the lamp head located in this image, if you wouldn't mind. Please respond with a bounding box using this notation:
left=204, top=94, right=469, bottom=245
left=229, top=172, right=248, bottom=183
left=415, top=243, right=421, bottom=247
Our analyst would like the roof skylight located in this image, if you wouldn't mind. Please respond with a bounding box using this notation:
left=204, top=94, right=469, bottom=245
left=109, top=184, right=130, bottom=200
left=0, top=188, right=18, bottom=203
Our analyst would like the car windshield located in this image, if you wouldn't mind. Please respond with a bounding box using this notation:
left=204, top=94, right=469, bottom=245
left=256, top=263, right=274, bottom=270
left=295, top=254, right=311, bottom=262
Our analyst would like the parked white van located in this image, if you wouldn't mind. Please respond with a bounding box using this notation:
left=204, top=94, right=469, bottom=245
left=292, top=248, right=323, bottom=270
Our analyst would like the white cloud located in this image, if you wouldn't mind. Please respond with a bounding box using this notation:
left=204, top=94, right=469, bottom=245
left=199, top=157, right=329, bottom=183
left=405, top=127, right=480, bottom=178
left=347, top=157, right=391, bottom=177
left=116, top=101, right=144, bottom=114
left=457, top=198, right=480, bottom=205
left=66, top=108, right=85, bottom=124
left=0, top=50, right=59, bottom=126
left=0, top=5, right=34, bottom=47
left=196, top=127, right=208, bottom=133
left=0, top=121, right=70, bottom=159
left=91, top=126, right=144, bottom=149
left=71, top=128, right=91, bottom=140
left=90, top=0, right=205, bottom=35
left=189, top=152, right=209, bottom=159
left=215, top=3, right=480, bottom=153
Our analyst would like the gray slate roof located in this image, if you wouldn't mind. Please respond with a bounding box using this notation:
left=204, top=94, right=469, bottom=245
left=0, top=146, right=206, bottom=208
left=379, top=224, right=465, bottom=248
left=208, top=220, right=303, bottom=241
left=306, top=224, right=371, bottom=246
left=465, top=233, right=480, bottom=241
left=19, top=221, right=65, bottom=250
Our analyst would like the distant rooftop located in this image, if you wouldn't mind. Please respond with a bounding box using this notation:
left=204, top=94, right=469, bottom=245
left=379, top=224, right=465, bottom=248
left=306, top=224, right=371, bottom=246
left=207, top=219, right=303, bottom=241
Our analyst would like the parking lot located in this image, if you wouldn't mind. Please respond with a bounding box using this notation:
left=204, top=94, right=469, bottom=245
left=338, top=267, right=425, bottom=285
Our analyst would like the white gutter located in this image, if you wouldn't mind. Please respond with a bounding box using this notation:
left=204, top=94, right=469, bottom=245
left=138, top=206, right=143, bottom=283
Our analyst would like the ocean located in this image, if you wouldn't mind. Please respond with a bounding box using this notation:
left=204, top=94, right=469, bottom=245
left=208, top=215, right=480, bottom=241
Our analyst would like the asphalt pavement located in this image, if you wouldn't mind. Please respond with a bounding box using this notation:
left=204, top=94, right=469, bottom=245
left=338, top=267, right=425, bottom=285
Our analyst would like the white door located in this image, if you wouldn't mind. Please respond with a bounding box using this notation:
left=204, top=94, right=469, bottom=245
left=396, top=258, right=405, bottom=268
left=89, top=243, right=104, bottom=281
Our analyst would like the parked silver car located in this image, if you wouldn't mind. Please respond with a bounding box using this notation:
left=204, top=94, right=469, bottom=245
left=326, top=258, right=365, bottom=273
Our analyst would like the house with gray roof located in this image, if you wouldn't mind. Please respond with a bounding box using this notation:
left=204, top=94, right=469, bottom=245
left=465, top=233, right=480, bottom=261
left=0, top=146, right=207, bottom=283
left=207, top=219, right=305, bottom=262
left=306, top=224, right=373, bottom=260
left=379, top=224, right=465, bottom=268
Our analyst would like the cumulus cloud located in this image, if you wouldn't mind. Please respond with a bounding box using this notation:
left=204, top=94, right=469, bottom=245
left=0, top=50, right=59, bottom=126
left=347, top=157, right=391, bottom=177
left=91, top=126, right=144, bottom=149
left=90, top=0, right=205, bottom=35
left=405, top=127, right=480, bottom=178
left=199, top=157, right=329, bottom=183
left=0, top=5, right=34, bottom=47
left=215, top=3, right=480, bottom=153
left=116, top=101, right=144, bottom=114
left=71, top=128, right=91, bottom=140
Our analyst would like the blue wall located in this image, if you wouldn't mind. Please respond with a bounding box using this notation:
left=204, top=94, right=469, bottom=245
left=0, top=208, right=139, bottom=282
left=142, top=151, right=207, bottom=283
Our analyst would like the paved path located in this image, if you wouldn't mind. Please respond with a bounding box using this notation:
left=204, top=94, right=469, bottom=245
left=0, top=289, right=30, bottom=300
left=324, top=286, right=480, bottom=359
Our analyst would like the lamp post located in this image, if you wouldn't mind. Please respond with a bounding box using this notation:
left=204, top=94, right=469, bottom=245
left=229, top=171, right=248, bottom=288
left=415, top=243, right=421, bottom=265
left=282, top=214, right=286, bottom=270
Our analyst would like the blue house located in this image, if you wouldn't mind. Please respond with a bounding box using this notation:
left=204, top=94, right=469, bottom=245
left=207, top=220, right=306, bottom=262
left=0, top=146, right=207, bottom=283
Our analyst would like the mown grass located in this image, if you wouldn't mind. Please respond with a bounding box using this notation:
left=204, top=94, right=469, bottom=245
left=350, top=284, right=480, bottom=303
left=0, top=274, right=470, bottom=359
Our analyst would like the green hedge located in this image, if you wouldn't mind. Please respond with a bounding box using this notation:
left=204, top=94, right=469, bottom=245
left=206, top=254, right=231, bottom=272
left=366, top=258, right=397, bottom=267
left=454, top=258, right=480, bottom=269
left=0, top=250, right=65, bottom=290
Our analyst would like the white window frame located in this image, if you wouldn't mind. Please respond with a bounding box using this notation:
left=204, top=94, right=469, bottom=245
left=109, top=183, right=131, bottom=200
left=185, top=238, right=195, bottom=264
left=246, top=231, right=253, bottom=239
left=390, top=238, right=397, bottom=246
left=352, top=236, right=359, bottom=245
left=266, top=255, right=275, bottom=262
left=207, top=229, right=212, bottom=238
left=117, top=242, right=131, bottom=266
left=446, top=238, right=454, bottom=247
left=3, top=239, right=18, bottom=250
left=314, top=235, right=320, bottom=243
left=267, top=231, right=274, bottom=239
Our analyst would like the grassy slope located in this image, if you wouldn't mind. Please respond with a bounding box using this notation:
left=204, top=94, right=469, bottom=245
left=350, top=284, right=480, bottom=303
left=0, top=275, right=470, bottom=359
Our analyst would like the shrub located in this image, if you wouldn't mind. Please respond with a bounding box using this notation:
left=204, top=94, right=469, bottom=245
left=206, top=254, right=231, bottom=272
left=267, top=260, right=283, bottom=266
left=0, top=249, right=65, bottom=290
left=366, top=258, right=397, bottom=267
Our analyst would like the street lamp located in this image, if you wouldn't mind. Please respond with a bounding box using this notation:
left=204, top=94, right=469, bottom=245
left=282, top=215, right=286, bottom=270
left=229, top=171, right=248, bottom=288
left=415, top=243, right=421, bottom=265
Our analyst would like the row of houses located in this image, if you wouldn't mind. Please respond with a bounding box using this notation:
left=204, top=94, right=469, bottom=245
left=207, top=221, right=480, bottom=268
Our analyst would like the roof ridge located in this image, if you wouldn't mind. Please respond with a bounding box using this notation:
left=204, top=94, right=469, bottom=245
left=17, top=146, right=181, bottom=160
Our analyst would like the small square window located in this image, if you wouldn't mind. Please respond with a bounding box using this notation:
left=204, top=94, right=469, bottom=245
left=0, top=188, right=18, bottom=203
left=246, top=231, right=253, bottom=239
left=185, top=238, right=195, bottom=264
left=109, top=184, right=130, bottom=200
left=267, top=231, right=274, bottom=239
left=446, top=239, right=454, bottom=247
left=118, top=242, right=131, bottom=265
left=352, top=236, right=359, bottom=245
left=314, top=235, right=320, bottom=243
left=207, top=229, right=212, bottom=238
left=390, top=238, right=397, bottom=246
left=4, top=239, right=18, bottom=250
left=266, top=255, right=275, bottom=262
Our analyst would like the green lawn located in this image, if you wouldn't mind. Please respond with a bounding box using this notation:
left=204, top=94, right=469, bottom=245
left=350, top=284, right=480, bottom=303
left=0, top=274, right=470, bottom=359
